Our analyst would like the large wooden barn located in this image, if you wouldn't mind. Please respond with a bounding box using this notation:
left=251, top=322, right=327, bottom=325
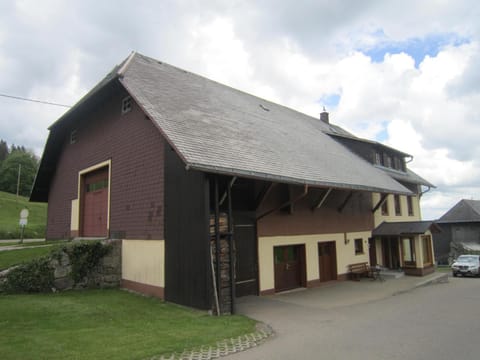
left=31, top=52, right=435, bottom=314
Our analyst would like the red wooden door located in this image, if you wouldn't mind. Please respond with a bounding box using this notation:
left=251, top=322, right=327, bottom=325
left=318, top=242, right=337, bottom=282
left=82, top=168, right=108, bottom=237
left=274, top=245, right=305, bottom=292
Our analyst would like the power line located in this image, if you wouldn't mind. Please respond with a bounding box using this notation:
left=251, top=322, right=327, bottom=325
left=0, top=93, right=71, bottom=108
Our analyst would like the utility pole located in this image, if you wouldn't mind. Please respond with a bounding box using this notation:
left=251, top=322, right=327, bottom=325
left=16, top=163, right=21, bottom=200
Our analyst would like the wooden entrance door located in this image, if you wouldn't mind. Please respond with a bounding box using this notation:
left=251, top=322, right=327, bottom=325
left=368, top=238, right=377, bottom=266
left=82, top=168, right=109, bottom=237
left=318, top=242, right=337, bottom=282
left=274, top=245, right=306, bottom=292
left=382, top=237, right=400, bottom=269
left=234, top=214, right=258, bottom=297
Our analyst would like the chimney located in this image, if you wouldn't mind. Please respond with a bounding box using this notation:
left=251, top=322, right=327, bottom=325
left=320, top=107, right=329, bottom=124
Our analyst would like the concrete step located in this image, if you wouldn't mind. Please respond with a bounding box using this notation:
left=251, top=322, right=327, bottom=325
left=379, top=269, right=405, bottom=279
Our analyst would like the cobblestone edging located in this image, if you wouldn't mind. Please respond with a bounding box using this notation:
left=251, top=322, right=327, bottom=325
left=151, top=323, right=274, bottom=360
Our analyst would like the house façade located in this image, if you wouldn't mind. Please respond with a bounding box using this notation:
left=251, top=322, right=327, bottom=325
left=31, top=52, right=436, bottom=314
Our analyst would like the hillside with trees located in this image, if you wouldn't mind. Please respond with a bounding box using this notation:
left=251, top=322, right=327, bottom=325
left=0, top=139, right=39, bottom=197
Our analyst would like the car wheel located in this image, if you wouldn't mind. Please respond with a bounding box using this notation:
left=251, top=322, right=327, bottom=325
left=453, top=272, right=457, bottom=277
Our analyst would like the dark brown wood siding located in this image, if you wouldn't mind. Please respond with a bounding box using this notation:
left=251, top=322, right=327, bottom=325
left=257, top=185, right=374, bottom=237
left=164, top=146, right=212, bottom=310
left=46, top=84, right=165, bottom=240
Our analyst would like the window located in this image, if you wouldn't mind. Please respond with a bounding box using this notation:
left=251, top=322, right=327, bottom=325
left=86, top=179, right=108, bottom=192
left=70, top=129, right=78, bottom=144
left=374, top=152, right=382, bottom=165
left=407, top=196, right=414, bottom=216
left=394, top=195, right=401, bottom=216
left=422, top=235, right=433, bottom=265
left=354, top=238, right=364, bottom=255
left=381, top=197, right=389, bottom=216
left=393, top=157, right=401, bottom=170
left=384, top=154, right=392, bottom=168
left=121, top=96, right=132, bottom=114
left=401, top=237, right=416, bottom=266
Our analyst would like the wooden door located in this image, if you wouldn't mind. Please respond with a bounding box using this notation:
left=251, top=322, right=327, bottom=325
left=274, top=245, right=305, bottom=292
left=234, top=215, right=258, bottom=297
left=368, top=237, right=377, bottom=266
left=318, top=241, right=337, bottom=282
left=82, top=168, right=108, bottom=237
left=382, top=237, right=400, bottom=269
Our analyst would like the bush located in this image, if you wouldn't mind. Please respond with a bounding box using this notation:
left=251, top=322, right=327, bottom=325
left=58, top=241, right=112, bottom=284
left=1, top=257, right=54, bottom=293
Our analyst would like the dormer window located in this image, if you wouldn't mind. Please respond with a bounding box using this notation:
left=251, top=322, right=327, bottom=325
left=385, top=155, right=392, bottom=168
left=122, top=96, right=132, bottom=114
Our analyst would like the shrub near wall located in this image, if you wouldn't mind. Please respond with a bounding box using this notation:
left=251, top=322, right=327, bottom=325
left=0, top=240, right=121, bottom=294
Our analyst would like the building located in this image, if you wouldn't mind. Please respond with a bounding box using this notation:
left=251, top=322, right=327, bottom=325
left=31, top=52, right=435, bottom=313
left=435, top=199, right=480, bottom=264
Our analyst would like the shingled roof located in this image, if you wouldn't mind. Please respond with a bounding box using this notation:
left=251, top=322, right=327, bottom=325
left=372, top=221, right=440, bottom=236
left=32, top=52, right=414, bottom=201
left=437, top=199, right=480, bottom=223
left=120, top=53, right=411, bottom=194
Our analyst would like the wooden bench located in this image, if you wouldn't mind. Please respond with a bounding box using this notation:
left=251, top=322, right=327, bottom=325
left=348, top=262, right=371, bottom=281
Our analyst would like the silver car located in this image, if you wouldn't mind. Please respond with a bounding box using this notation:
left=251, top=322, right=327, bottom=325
left=451, top=255, right=480, bottom=277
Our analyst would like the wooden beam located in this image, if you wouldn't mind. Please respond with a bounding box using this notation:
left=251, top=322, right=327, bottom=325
left=372, top=193, right=389, bottom=213
left=255, top=182, right=275, bottom=211
left=257, top=185, right=308, bottom=220
left=337, top=191, right=353, bottom=213
left=311, top=188, right=333, bottom=211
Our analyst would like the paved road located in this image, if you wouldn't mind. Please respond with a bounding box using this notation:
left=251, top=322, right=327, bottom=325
left=231, top=277, right=480, bottom=360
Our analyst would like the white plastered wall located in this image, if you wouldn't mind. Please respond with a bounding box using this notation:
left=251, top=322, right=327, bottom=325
left=122, top=240, right=165, bottom=288
left=258, top=231, right=371, bottom=292
left=373, top=193, right=421, bottom=227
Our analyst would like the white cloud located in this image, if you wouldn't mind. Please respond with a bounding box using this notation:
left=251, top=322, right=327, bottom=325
left=1, top=0, right=480, bottom=220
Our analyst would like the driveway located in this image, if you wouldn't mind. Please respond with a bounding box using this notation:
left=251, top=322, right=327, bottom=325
left=229, top=275, right=479, bottom=360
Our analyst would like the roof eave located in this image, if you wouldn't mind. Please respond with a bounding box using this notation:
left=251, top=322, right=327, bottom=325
left=187, top=163, right=413, bottom=195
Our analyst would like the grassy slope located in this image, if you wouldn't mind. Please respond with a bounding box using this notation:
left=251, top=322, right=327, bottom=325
left=0, top=289, right=256, bottom=360
left=0, top=245, right=63, bottom=270
left=0, top=191, right=47, bottom=239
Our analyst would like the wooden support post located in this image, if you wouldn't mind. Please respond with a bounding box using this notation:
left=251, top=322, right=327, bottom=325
left=214, top=176, right=222, bottom=314
left=338, top=191, right=353, bottom=213
left=372, top=193, right=389, bottom=213
left=227, top=177, right=235, bottom=314
left=255, top=182, right=275, bottom=211
left=311, top=188, right=333, bottom=211
left=257, top=185, right=308, bottom=220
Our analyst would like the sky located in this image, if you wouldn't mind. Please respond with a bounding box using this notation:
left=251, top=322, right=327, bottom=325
left=1, top=0, right=479, bottom=220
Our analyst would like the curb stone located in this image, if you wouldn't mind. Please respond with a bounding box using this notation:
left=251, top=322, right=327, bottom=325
left=150, top=323, right=274, bottom=360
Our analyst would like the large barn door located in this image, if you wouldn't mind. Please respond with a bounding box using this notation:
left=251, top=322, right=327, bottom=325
left=234, top=213, right=258, bottom=297
left=81, top=167, right=109, bottom=237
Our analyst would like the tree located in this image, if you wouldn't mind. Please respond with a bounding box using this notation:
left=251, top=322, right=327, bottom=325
left=0, top=150, right=39, bottom=197
left=0, top=139, right=8, bottom=163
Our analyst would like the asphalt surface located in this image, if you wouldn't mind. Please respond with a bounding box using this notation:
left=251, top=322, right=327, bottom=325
left=230, top=277, right=480, bottom=360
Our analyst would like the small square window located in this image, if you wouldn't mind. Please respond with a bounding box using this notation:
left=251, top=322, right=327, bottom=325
left=70, top=129, right=77, bottom=144
left=122, top=96, right=132, bottom=114
left=355, top=238, right=364, bottom=255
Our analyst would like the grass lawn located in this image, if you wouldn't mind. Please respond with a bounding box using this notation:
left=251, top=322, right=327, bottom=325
left=0, top=245, right=62, bottom=270
left=0, top=289, right=256, bottom=360
left=0, top=191, right=47, bottom=239
left=436, top=265, right=451, bottom=273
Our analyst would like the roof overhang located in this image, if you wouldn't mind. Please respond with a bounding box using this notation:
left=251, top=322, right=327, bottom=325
left=372, top=221, right=441, bottom=237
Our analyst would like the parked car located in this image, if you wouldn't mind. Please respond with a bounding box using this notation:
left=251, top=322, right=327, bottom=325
left=451, top=255, right=480, bottom=277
